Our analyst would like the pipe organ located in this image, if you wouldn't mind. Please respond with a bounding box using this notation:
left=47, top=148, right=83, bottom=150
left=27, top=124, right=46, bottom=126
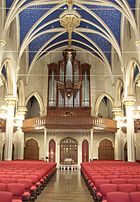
left=47, top=49, right=91, bottom=116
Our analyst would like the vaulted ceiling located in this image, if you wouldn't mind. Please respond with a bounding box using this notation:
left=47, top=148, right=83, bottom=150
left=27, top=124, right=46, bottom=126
left=5, top=0, right=136, bottom=68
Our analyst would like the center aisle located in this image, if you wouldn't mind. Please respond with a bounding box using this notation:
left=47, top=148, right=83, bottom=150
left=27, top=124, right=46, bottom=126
left=36, top=170, right=94, bottom=202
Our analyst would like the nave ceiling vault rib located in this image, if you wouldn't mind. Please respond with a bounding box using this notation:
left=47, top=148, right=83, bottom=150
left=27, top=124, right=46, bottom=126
left=4, top=0, right=136, bottom=70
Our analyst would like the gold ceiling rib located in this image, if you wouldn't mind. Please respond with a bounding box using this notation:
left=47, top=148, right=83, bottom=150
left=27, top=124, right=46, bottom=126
left=60, top=0, right=81, bottom=46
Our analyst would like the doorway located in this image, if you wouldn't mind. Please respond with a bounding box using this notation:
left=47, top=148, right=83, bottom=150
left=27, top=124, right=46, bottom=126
left=98, top=139, right=114, bottom=160
left=49, top=139, right=56, bottom=162
left=82, top=140, right=89, bottom=162
left=60, top=137, right=78, bottom=164
left=24, top=138, right=39, bottom=160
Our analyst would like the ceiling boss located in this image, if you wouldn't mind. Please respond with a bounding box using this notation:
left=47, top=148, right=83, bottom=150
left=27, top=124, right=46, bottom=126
left=60, top=0, right=81, bottom=46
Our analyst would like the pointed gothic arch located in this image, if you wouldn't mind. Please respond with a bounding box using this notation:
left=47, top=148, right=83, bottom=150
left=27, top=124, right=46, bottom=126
left=95, top=93, right=114, bottom=118
left=82, top=139, right=89, bottom=163
left=49, top=139, right=56, bottom=162
left=125, top=59, right=140, bottom=97
left=98, top=138, right=114, bottom=160
left=60, top=137, right=78, bottom=165
left=114, top=78, right=124, bottom=108
left=24, top=138, right=39, bottom=160
left=17, top=79, right=25, bottom=107
left=25, top=91, right=44, bottom=116
left=95, top=93, right=114, bottom=116
left=1, top=58, right=17, bottom=97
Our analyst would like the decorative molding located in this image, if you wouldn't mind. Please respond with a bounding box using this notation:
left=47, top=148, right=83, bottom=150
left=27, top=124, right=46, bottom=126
left=121, top=66, right=125, bottom=72
left=17, top=106, right=27, bottom=115
left=122, top=96, right=136, bottom=106
left=4, top=95, right=18, bottom=106
left=59, top=1, right=81, bottom=45
left=112, top=108, right=123, bottom=117
left=16, top=66, right=20, bottom=71
left=0, top=40, right=6, bottom=47
left=135, top=40, right=140, bottom=47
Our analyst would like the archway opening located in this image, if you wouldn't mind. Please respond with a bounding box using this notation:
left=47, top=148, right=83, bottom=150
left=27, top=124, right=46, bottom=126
left=60, top=137, right=78, bottom=165
left=24, top=138, right=39, bottom=160
left=26, top=96, right=40, bottom=118
left=49, top=139, right=56, bottom=162
left=82, top=140, right=89, bottom=162
left=98, top=139, right=114, bottom=160
left=98, top=96, right=113, bottom=119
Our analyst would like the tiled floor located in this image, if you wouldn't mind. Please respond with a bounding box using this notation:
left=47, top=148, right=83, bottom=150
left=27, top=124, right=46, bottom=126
left=36, top=170, right=94, bottom=202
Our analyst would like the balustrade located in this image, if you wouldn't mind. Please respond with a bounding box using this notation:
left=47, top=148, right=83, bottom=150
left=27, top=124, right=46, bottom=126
left=22, top=116, right=117, bottom=132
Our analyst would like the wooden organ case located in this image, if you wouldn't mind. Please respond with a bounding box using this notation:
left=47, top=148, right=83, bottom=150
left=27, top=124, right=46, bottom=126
left=47, top=49, right=91, bottom=118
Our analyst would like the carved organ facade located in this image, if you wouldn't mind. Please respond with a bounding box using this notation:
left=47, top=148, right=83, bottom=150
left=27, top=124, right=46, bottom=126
left=47, top=49, right=91, bottom=115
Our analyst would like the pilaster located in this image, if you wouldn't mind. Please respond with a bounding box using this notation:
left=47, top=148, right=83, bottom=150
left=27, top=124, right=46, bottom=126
left=16, top=106, right=27, bottom=159
left=44, top=128, right=47, bottom=161
left=113, top=108, right=123, bottom=160
left=4, top=96, right=17, bottom=160
left=123, top=97, right=136, bottom=162
left=90, top=129, right=94, bottom=160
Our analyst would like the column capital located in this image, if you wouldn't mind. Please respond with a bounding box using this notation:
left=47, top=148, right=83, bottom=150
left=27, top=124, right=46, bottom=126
left=17, top=106, right=27, bottom=115
left=122, top=96, right=136, bottom=106
left=112, top=107, right=123, bottom=117
left=90, top=128, right=93, bottom=132
left=5, top=95, right=18, bottom=106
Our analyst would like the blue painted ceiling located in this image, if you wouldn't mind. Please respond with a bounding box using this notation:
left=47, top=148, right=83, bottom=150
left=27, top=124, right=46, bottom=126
left=6, top=0, right=136, bottom=66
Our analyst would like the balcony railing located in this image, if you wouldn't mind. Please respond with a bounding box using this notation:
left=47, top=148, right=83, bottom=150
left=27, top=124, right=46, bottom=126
left=1, top=116, right=139, bottom=133
left=23, top=116, right=117, bottom=132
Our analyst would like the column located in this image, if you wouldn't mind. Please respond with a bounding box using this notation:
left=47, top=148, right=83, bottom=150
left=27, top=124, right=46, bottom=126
left=123, top=97, right=136, bottom=162
left=4, top=96, right=17, bottom=160
left=113, top=108, right=123, bottom=160
left=17, top=106, right=27, bottom=159
left=16, top=128, right=24, bottom=159
left=44, top=128, right=47, bottom=161
left=90, top=129, right=94, bottom=160
left=56, top=143, right=60, bottom=167
left=78, top=143, right=81, bottom=165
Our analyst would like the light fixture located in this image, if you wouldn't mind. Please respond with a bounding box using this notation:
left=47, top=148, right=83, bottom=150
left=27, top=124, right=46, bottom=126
left=59, top=0, right=81, bottom=46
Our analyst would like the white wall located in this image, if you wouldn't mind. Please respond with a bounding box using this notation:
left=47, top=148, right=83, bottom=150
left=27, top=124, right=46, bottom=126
left=24, top=131, right=115, bottom=163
